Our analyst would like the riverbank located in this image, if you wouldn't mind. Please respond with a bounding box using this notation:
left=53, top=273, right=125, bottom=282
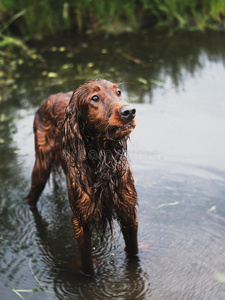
left=1, top=0, right=225, bottom=39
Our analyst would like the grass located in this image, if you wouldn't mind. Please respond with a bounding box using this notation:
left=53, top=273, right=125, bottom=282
left=0, top=0, right=225, bottom=38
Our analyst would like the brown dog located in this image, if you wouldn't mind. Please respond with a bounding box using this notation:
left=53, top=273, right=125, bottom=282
left=26, top=79, right=138, bottom=275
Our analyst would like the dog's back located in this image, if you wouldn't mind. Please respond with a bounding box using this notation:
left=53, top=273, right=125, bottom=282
left=27, top=92, right=73, bottom=206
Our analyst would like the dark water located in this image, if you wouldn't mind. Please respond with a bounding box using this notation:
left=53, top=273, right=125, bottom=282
left=1, top=30, right=225, bottom=299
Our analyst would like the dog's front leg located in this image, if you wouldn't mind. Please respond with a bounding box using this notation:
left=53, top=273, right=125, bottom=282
left=120, top=209, right=138, bottom=256
left=72, top=216, right=94, bottom=276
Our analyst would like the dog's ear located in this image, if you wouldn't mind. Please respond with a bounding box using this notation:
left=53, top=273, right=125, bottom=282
left=61, top=91, right=86, bottom=164
left=65, top=100, right=83, bottom=139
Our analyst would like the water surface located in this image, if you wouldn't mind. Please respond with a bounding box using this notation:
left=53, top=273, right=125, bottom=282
left=1, top=30, right=225, bottom=299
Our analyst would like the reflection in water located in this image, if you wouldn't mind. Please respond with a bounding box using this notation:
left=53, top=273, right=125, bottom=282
left=29, top=204, right=151, bottom=300
left=1, top=30, right=225, bottom=105
left=1, top=30, right=225, bottom=299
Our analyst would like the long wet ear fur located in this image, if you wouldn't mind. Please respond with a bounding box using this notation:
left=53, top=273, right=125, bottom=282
left=61, top=91, right=86, bottom=172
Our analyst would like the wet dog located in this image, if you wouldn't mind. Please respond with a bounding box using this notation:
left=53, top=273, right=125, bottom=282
left=26, top=79, right=138, bottom=275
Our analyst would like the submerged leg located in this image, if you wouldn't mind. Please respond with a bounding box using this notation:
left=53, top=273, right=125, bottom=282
left=117, top=208, right=138, bottom=256
left=26, top=156, right=52, bottom=207
left=72, top=216, right=95, bottom=276
left=122, top=215, right=138, bottom=256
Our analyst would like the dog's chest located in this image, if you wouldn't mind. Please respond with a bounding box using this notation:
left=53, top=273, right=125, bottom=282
left=95, top=183, right=118, bottom=217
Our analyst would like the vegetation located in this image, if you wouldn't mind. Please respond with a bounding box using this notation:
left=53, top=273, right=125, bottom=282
left=0, top=0, right=225, bottom=38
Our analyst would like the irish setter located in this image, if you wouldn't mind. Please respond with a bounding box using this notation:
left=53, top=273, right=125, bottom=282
left=26, top=79, right=138, bottom=276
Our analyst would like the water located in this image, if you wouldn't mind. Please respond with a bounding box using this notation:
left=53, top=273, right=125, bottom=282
left=1, top=30, right=225, bottom=299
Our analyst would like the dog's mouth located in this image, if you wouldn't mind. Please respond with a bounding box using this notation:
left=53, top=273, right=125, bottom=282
left=108, top=124, right=135, bottom=139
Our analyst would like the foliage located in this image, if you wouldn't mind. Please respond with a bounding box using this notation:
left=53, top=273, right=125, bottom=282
left=0, top=0, right=225, bottom=38
left=0, top=4, right=45, bottom=67
left=141, top=0, right=225, bottom=30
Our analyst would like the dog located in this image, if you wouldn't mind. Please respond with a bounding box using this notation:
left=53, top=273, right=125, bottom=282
left=26, top=79, right=138, bottom=275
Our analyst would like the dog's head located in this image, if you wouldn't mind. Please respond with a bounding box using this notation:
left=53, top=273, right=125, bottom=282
left=68, top=79, right=136, bottom=140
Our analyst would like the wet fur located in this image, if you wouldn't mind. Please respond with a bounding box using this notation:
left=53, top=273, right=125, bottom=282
left=26, top=79, right=138, bottom=275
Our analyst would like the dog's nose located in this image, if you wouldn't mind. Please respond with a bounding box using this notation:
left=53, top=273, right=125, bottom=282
left=120, top=105, right=136, bottom=121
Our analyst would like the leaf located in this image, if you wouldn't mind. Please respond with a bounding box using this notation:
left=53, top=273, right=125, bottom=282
left=59, top=46, right=66, bottom=52
left=214, top=272, right=225, bottom=283
left=208, top=205, right=216, bottom=213
left=123, top=53, right=141, bottom=64
left=47, top=72, right=58, bottom=78
left=31, top=54, right=38, bottom=59
left=12, top=288, right=25, bottom=300
left=12, top=288, right=34, bottom=299
left=29, top=259, right=43, bottom=286
left=77, top=64, right=82, bottom=73
left=6, top=79, right=15, bottom=85
left=150, top=79, right=168, bottom=88
left=137, top=77, right=148, bottom=85
left=0, top=114, right=7, bottom=121
left=87, top=62, right=94, bottom=68
left=155, top=201, right=179, bottom=209
left=66, top=52, right=74, bottom=58
left=61, top=63, right=74, bottom=70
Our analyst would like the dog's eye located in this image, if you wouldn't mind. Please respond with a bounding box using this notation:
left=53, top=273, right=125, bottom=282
left=117, top=90, right=122, bottom=97
left=91, top=95, right=100, bottom=102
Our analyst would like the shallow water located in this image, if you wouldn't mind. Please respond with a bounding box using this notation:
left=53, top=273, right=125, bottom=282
left=1, top=30, right=225, bottom=299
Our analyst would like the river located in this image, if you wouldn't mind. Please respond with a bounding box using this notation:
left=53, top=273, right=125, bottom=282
left=0, top=30, right=225, bottom=299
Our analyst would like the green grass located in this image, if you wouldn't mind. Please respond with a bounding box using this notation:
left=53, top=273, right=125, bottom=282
left=0, top=0, right=225, bottom=38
